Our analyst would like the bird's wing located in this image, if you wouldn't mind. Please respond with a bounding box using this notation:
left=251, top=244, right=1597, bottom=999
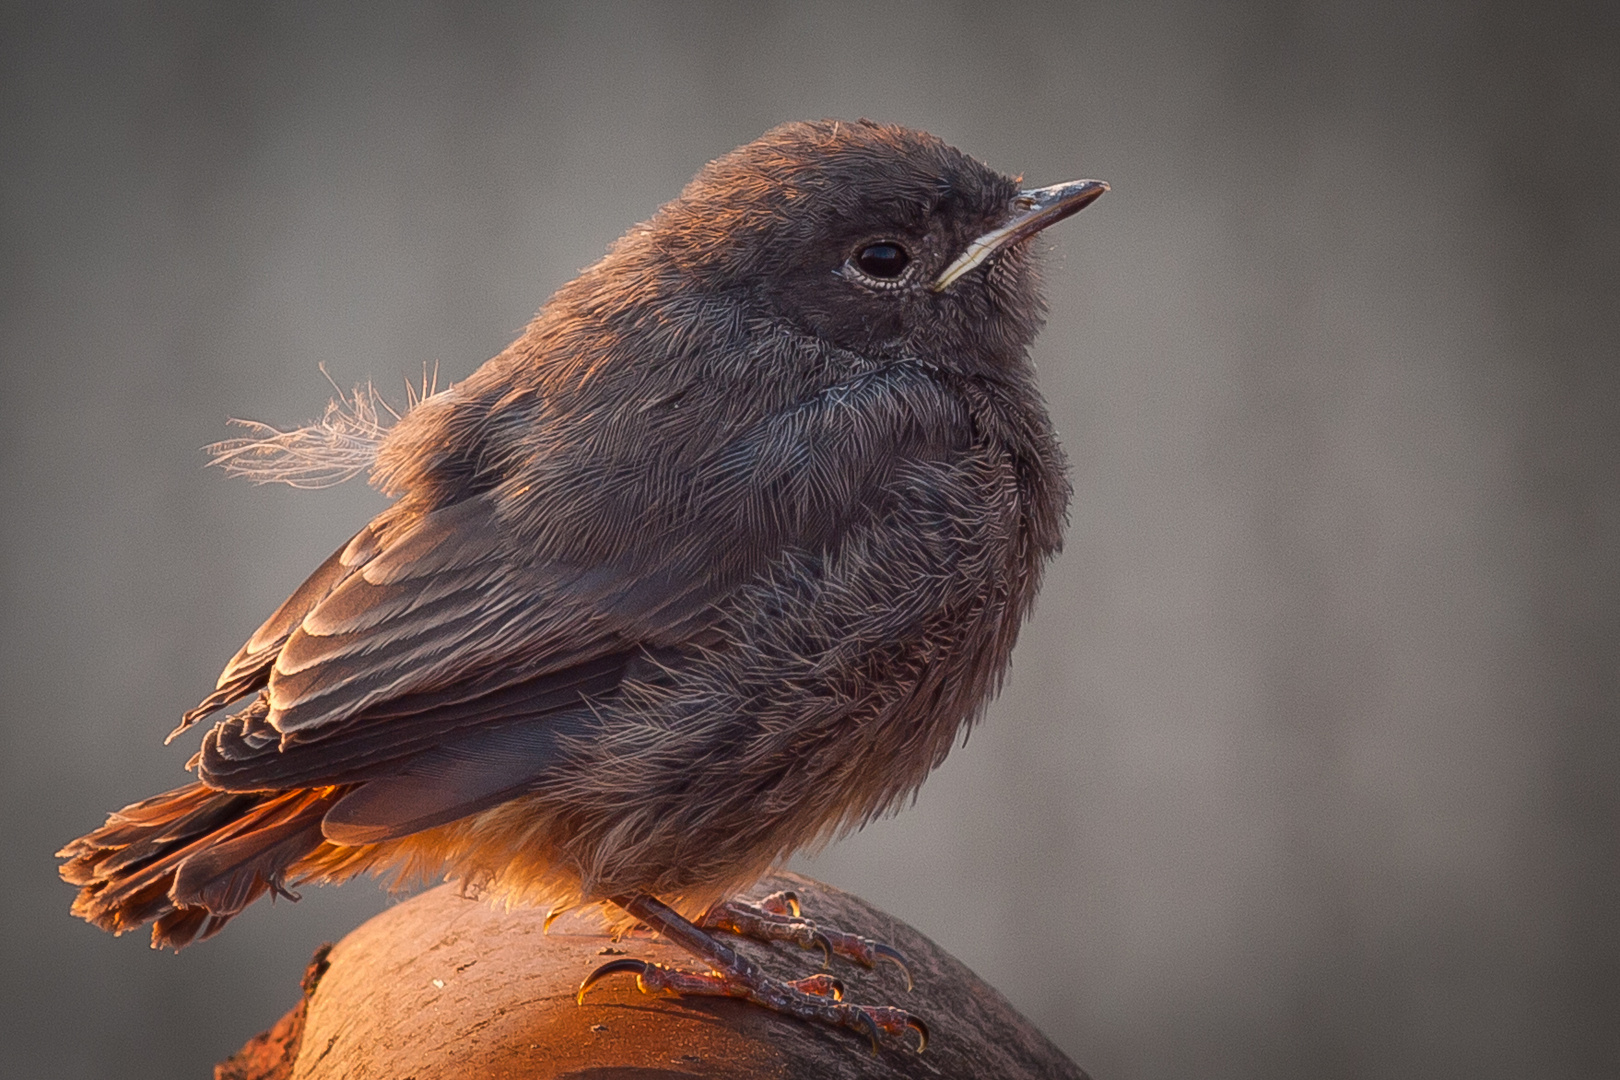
left=264, top=493, right=713, bottom=737
left=190, top=489, right=719, bottom=788
left=171, top=530, right=373, bottom=739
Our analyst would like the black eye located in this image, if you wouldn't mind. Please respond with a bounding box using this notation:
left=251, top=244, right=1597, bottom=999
left=855, top=242, right=910, bottom=279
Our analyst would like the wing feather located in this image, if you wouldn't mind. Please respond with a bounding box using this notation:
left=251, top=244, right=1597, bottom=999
left=319, top=715, right=596, bottom=844
left=169, top=528, right=379, bottom=739
left=196, top=649, right=632, bottom=790
left=256, top=493, right=711, bottom=736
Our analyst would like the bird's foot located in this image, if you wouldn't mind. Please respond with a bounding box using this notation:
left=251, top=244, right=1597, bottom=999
left=578, top=958, right=925, bottom=1052
left=699, top=889, right=913, bottom=989
left=580, top=892, right=926, bottom=1054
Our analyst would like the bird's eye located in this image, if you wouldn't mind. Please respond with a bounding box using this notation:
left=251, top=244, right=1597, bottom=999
left=854, top=242, right=911, bottom=280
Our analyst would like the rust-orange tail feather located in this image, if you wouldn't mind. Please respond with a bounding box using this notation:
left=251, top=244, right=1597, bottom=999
left=58, top=783, right=347, bottom=949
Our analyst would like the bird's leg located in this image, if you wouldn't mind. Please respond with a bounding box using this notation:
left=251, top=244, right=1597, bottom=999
left=697, top=890, right=914, bottom=990
left=579, top=892, right=926, bottom=1054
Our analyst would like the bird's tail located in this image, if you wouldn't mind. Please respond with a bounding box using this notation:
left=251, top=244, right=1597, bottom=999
left=59, top=783, right=347, bottom=950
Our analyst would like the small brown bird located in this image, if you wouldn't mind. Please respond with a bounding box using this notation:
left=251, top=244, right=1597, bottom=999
left=60, top=119, right=1105, bottom=1050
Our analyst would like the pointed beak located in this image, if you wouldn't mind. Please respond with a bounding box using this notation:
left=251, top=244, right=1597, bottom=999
left=931, top=178, right=1109, bottom=291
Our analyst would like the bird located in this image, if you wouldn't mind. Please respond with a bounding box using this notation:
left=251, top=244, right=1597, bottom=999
left=59, top=118, right=1106, bottom=1051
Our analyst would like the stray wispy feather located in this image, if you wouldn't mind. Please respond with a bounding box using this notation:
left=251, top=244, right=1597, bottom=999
left=204, top=364, right=440, bottom=489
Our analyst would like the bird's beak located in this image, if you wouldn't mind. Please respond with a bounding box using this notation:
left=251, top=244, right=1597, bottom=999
left=931, top=178, right=1109, bottom=291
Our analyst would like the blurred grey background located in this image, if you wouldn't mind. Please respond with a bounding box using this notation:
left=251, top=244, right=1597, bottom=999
left=3, top=1, right=1616, bottom=1077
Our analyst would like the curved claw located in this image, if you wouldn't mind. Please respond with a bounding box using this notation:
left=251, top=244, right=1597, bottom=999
left=907, top=1014, right=929, bottom=1053
left=577, top=957, right=650, bottom=1003
left=809, top=930, right=833, bottom=968
left=852, top=1007, right=883, bottom=1055
left=872, top=942, right=913, bottom=991
left=543, top=904, right=572, bottom=933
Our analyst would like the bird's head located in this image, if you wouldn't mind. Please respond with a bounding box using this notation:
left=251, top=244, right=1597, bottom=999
left=634, top=118, right=1106, bottom=367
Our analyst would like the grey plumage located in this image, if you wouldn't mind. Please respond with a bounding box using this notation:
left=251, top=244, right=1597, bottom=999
left=61, top=119, right=1092, bottom=950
